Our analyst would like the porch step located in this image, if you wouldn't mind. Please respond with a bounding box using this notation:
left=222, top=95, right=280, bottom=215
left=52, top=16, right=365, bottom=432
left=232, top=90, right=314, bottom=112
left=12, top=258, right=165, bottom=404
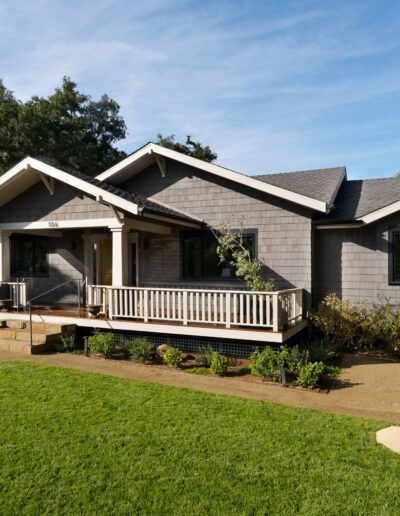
left=0, top=320, right=76, bottom=355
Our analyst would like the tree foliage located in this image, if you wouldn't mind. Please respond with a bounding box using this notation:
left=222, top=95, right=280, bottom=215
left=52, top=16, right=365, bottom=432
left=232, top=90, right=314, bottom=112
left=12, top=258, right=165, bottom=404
left=0, top=77, right=127, bottom=176
left=210, top=222, right=275, bottom=291
left=156, top=134, right=217, bottom=163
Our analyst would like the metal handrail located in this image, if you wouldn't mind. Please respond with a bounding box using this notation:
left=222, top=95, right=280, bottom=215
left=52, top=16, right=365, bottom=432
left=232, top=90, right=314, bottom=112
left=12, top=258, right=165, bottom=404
left=27, top=278, right=84, bottom=350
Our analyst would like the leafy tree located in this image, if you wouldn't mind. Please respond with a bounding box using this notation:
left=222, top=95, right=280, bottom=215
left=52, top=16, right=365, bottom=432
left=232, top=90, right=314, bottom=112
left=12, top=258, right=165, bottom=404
left=156, top=134, right=217, bottom=163
left=0, top=77, right=127, bottom=176
left=211, top=222, right=275, bottom=291
left=0, top=80, right=21, bottom=173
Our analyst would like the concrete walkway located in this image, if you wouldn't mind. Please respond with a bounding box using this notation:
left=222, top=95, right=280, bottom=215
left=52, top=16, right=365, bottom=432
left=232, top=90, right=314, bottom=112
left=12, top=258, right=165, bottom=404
left=0, top=351, right=399, bottom=422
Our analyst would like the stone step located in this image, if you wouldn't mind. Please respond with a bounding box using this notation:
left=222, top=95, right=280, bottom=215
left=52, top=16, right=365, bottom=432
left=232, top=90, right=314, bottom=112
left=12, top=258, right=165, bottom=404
left=1, top=320, right=75, bottom=334
left=0, top=320, right=76, bottom=354
left=15, top=331, right=62, bottom=344
left=0, top=339, right=51, bottom=354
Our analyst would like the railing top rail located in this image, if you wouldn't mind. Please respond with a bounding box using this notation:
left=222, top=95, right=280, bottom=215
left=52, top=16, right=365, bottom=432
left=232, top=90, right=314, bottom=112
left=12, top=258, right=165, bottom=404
left=0, top=278, right=27, bottom=285
left=88, top=284, right=303, bottom=295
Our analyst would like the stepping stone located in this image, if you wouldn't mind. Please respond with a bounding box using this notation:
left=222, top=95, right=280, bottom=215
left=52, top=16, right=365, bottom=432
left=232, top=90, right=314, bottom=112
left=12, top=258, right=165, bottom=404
left=376, top=426, right=400, bottom=454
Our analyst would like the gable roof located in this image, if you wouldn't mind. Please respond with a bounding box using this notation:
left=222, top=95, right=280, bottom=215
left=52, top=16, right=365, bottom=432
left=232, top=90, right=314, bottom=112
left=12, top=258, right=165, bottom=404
left=0, top=157, right=201, bottom=225
left=96, top=143, right=335, bottom=214
left=252, top=167, right=346, bottom=208
left=317, top=175, right=400, bottom=225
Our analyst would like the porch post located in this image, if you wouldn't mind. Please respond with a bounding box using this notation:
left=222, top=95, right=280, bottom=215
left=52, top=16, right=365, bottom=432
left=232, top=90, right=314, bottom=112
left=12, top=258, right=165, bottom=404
left=0, top=231, right=10, bottom=281
left=110, top=226, right=128, bottom=286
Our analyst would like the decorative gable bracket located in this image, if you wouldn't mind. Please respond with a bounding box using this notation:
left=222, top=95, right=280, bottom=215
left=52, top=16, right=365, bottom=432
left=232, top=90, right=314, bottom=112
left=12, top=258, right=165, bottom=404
left=38, top=172, right=55, bottom=195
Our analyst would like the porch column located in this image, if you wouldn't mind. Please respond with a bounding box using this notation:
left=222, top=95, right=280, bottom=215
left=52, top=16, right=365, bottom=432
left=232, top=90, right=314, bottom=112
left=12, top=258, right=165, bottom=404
left=0, top=231, right=10, bottom=281
left=110, top=227, right=128, bottom=286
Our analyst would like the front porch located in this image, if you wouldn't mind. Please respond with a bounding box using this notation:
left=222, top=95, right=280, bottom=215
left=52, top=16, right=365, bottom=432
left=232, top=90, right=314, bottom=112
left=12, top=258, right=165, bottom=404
left=1, top=281, right=306, bottom=344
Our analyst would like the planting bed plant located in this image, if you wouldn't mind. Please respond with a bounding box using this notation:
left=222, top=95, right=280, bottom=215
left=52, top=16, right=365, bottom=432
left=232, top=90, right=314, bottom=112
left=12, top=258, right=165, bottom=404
left=82, top=332, right=340, bottom=390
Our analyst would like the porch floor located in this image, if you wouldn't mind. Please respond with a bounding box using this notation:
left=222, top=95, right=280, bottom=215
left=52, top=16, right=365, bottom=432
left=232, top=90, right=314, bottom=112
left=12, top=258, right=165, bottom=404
left=2, top=307, right=308, bottom=344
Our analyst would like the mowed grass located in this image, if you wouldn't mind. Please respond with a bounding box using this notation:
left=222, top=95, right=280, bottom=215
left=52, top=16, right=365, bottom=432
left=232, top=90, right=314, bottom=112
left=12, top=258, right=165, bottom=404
left=0, top=362, right=399, bottom=515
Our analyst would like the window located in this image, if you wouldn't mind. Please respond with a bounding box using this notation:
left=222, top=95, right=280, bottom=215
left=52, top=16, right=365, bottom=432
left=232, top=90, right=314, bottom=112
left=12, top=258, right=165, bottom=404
left=10, top=234, right=49, bottom=277
left=390, top=230, right=400, bottom=284
left=181, top=230, right=256, bottom=280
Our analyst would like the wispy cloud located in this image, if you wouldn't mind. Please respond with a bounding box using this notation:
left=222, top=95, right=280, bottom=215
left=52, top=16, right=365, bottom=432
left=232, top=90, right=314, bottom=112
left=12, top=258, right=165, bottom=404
left=2, top=0, right=400, bottom=178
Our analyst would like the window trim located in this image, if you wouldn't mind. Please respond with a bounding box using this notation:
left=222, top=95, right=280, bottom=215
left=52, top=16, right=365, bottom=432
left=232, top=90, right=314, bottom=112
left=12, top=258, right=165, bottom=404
left=180, top=229, right=257, bottom=282
left=389, top=228, right=400, bottom=285
left=10, top=233, right=49, bottom=278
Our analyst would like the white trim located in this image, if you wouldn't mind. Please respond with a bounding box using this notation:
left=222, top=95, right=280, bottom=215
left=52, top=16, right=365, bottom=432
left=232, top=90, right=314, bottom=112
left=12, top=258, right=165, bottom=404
left=38, top=173, right=55, bottom=195
left=0, top=312, right=307, bottom=343
left=358, top=201, right=400, bottom=225
left=124, top=219, right=171, bottom=235
left=96, top=143, right=329, bottom=213
left=0, top=218, right=121, bottom=231
left=143, top=212, right=201, bottom=228
left=0, top=157, right=139, bottom=216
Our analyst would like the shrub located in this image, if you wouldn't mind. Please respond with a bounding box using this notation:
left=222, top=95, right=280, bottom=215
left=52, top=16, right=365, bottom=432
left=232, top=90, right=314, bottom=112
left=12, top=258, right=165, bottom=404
left=197, top=344, right=214, bottom=366
left=278, top=345, right=308, bottom=374
left=312, top=293, right=371, bottom=351
left=88, top=330, right=116, bottom=358
left=163, top=347, right=182, bottom=368
left=209, top=352, right=228, bottom=376
left=307, top=336, right=338, bottom=364
left=125, top=337, right=154, bottom=362
left=56, top=333, right=76, bottom=353
left=323, top=364, right=341, bottom=378
left=366, top=298, right=400, bottom=351
left=250, top=346, right=281, bottom=381
left=296, top=362, right=325, bottom=388
left=313, top=293, right=400, bottom=352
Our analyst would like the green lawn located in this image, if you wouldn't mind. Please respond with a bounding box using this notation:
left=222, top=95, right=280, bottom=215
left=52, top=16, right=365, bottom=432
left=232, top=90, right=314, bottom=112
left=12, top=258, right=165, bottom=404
left=0, top=362, right=399, bottom=515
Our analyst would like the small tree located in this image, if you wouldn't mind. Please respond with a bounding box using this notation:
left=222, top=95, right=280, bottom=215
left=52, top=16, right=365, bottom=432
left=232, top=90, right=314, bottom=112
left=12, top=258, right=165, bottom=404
left=156, top=134, right=217, bottom=163
left=211, top=222, right=274, bottom=291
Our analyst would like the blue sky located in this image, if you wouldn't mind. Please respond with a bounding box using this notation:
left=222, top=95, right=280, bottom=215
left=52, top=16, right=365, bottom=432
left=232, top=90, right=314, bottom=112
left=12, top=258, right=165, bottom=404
left=1, top=0, right=400, bottom=179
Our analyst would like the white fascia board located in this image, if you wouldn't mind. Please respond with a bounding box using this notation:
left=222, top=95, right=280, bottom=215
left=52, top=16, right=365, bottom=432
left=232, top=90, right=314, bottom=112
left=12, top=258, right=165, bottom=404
left=358, top=201, right=400, bottom=225
left=0, top=157, right=138, bottom=216
left=97, top=143, right=329, bottom=213
left=96, top=144, right=152, bottom=182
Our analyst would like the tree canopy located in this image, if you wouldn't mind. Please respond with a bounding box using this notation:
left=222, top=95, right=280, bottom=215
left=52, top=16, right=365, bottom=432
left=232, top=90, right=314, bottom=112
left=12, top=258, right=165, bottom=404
left=156, top=134, right=217, bottom=163
left=0, top=77, right=127, bottom=176
left=0, top=77, right=218, bottom=176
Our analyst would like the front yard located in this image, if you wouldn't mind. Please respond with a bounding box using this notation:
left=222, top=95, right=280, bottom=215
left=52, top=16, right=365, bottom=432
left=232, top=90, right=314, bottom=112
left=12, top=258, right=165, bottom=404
left=0, top=361, right=399, bottom=514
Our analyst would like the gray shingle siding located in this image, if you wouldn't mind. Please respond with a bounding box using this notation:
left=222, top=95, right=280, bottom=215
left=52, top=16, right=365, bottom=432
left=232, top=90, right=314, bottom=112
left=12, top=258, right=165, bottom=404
left=22, top=229, right=84, bottom=304
left=121, top=160, right=314, bottom=305
left=315, top=213, right=400, bottom=306
left=0, top=180, right=113, bottom=222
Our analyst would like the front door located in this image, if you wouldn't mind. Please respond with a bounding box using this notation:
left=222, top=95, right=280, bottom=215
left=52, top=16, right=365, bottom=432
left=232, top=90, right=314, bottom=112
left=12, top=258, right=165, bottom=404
left=92, top=237, right=112, bottom=285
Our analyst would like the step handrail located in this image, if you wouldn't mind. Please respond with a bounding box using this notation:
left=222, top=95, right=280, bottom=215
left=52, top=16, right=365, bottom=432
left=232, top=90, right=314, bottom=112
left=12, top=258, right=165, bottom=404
left=26, top=278, right=84, bottom=349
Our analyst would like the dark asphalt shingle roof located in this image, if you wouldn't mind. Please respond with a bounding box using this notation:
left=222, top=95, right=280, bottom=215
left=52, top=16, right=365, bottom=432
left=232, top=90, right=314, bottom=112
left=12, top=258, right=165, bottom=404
left=252, top=167, right=346, bottom=207
left=34, top=156, right=200, bottom=224
left=318, top=175, right=400, bottom=222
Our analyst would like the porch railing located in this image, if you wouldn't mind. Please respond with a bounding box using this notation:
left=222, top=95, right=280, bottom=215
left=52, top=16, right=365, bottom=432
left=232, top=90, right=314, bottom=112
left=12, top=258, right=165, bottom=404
left=1, top=280, right=28, bottom=308
left=87, top=285, right=304, bottom=331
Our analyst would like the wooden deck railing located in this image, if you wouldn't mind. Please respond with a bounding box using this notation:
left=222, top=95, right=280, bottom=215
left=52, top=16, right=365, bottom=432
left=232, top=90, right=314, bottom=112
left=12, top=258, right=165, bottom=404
left=1, top=281, right=28, bottom=308
left=87, top=285, right=304, bottom=331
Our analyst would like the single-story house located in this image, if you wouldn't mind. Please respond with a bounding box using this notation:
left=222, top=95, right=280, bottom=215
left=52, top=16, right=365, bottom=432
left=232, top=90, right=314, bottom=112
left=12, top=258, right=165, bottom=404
left=0, top=143, right=399, bottom=350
